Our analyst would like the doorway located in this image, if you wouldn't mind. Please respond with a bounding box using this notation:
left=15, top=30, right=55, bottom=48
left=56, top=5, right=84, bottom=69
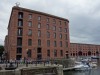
left=37, top=47, right=42, bottom=60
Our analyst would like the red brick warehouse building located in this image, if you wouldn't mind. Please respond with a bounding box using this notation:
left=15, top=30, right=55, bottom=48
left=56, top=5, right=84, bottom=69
left=5, top=6, right=70, bottom=60
left=70, top=43, right=100, bottom=57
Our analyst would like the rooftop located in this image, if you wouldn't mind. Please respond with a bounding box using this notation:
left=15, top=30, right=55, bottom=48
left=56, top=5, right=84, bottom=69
left=12, top=6, right=69, bottom=22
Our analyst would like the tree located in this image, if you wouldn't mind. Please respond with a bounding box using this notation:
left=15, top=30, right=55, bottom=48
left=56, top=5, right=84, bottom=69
left=0, top=45, right=4, bottom=57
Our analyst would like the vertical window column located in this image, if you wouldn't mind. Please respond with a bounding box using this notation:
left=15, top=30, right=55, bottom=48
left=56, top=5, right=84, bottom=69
left=17, top=12, right=23, bottom=60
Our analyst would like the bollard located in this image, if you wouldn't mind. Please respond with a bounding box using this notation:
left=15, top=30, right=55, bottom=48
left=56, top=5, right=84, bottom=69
left=6, top=62, right=8, bottom=67
left=26, top=61, right=28, bottom=67
left=17, top=62, right=18, bottom=67
left=35, top=61, right=37, bottom=66
left=44, top=61, right=45, bottom=66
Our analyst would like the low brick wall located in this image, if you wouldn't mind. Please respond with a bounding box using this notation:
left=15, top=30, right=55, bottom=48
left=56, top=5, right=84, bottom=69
left=0, top=70, right=20, bottom=75
left=0, top=70, right=14, bottom=75
left=0, top=66, right=63, bottom=75
left=21, top=67, right=58, bottom=75
left=51, top=58, right=75, bottom=68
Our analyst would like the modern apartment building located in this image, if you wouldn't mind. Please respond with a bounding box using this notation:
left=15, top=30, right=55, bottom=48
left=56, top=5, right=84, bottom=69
left=70, top=43, right=100, bottom=57
left=5, top=6, right=70, bottom=60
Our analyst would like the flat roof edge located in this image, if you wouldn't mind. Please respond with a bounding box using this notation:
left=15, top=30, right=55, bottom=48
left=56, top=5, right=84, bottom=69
left=12, top=6, right=69, bottom=22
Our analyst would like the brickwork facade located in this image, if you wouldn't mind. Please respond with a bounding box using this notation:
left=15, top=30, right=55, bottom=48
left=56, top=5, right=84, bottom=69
left=5, top=6, right=70, bottom=60
left=70, top=43, right=100, bottom=57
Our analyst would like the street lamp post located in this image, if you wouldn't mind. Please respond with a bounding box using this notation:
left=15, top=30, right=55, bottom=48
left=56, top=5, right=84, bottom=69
left=26, top=49, right=28, bottom=67
left=5, top=52, right=8, bottom=67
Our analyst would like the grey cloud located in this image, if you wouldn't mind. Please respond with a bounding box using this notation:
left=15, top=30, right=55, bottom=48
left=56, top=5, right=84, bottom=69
left=70, top=12, right=100, bottom=44
left=1, top=0, right=100, bottom=45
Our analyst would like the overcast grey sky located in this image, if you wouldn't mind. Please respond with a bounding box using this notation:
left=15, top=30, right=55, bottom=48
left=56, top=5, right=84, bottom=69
left=0, top=0, right=100, bottom=45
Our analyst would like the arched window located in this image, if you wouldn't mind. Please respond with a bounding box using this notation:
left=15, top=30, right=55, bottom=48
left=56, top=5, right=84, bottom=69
left=88, top=51, right=91, bottom=56
left=78, top=51, right=82, bottom=56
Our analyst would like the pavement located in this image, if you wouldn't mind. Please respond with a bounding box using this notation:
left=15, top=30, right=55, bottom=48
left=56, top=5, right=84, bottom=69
left=0, top=63, right=62, bottom=71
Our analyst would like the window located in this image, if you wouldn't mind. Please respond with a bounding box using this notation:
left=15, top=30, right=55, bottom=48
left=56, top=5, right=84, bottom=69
left=28, top=39, right=32, bottom=46
left=47, top=40, right=50, bottom=47
left=64, top=28, right=67, bottom=32
left=60, top=33, right=62, bottom=39
left=59, top=27, right=62, bottom=32
left=53, top=19, right=56, bottom=24
left=37, top=48, right=41, bottom=53
left=60, top=41, right=62, bottom=47
left=38, top=16, right=41, bottom=21
left=38, top=30, right=41, bottom=37
left=28, top=21, right=32, bottom=27
left=66, top=42, right=68, bottom=47
left=27, top=49, right=31, bottom=57
left=47, top=49, right=50, bottom=57
left=17, top=48, right=22, bottom=53
left=60, top=50, right=63, bottom=56
left=54, top=49, right=57, bottom=57
left=38, top=23, right=41, bottom=28
left=28, top=29, right=32, bottom=36
left=17, top=28, right=23, bottom=36
left=53, top=26, right=56, bottom=31
left=65, top=34, right=67, bottom=40
left=59, top=21, right=61, bottom=25
left=47, top=31, right=50, bottom=38
left=54, top=33, right=56, bottom=38
left=29, top=14, right=32, bottom=19
left=38, top=39, right=41, bottom=46
left=18, top=12, right=23, bottom=19
left=17, top=38, right=22, bottom=46
left=46, top=24, right=49, bottom=30
left=54, top=41, right=57, bottom=47
left=66, top=51, right=68, bottom=53
left=18, top=20, right=23, bottom=26
left=16, top=55, right=22, bottom=60
left=47, top=18, right=49, bottom=22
